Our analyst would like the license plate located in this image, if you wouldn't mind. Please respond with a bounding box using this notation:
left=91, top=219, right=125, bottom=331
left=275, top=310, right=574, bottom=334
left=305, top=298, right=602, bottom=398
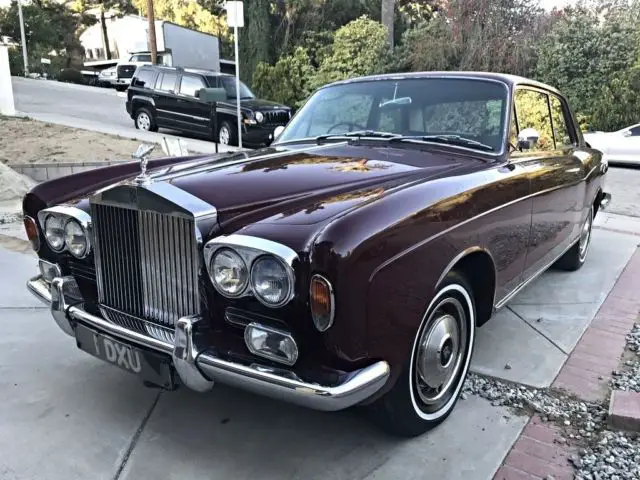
left=75, top=323, right=176, bottom=389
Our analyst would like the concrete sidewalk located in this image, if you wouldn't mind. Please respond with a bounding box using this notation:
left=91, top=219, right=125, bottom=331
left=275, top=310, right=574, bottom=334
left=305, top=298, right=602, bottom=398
left=17, top=111, right=238, bottom=155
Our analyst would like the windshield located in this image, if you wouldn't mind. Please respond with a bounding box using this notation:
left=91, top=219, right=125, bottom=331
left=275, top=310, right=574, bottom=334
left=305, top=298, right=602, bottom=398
left=276, top=77, right=508, bottom=152
left=217, top=76, right=255, bottom=100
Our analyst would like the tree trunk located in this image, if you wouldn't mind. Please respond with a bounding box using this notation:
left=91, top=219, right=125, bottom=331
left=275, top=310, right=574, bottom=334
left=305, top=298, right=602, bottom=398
left=100, top=6, right=112, bottom=60
left=381, top=0, right=396, bottom=48
left=147, top=0, right=157, bottom=64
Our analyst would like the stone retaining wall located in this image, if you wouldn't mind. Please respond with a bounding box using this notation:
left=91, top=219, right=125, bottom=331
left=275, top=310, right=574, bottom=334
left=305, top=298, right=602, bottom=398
left=9, top=161, right=129, bottom=182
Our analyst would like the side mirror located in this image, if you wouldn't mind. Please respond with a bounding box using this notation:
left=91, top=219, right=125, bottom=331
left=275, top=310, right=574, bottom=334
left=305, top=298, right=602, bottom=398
left=273, top=125, right=285, bottom=140
left=517, top=127, right=540, bottom=150
left=198, top=87, right=228, bottom=103
left=622, top=130, right=632, bottom=137
left=194, top=90, right=200, bottom=98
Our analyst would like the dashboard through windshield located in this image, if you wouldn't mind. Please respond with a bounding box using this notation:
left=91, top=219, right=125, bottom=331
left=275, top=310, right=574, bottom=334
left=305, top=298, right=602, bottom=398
left=275, top=77, right=509, bottom=153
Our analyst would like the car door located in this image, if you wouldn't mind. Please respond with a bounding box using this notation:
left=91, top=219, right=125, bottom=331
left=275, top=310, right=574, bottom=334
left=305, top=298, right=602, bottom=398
left=153, top=71, right=179, bottom=127
left=614, top=125, right=640, bottom=163
left=512, top=87, right=586, bottom=281
left=175, top=74, right=211, bottom=134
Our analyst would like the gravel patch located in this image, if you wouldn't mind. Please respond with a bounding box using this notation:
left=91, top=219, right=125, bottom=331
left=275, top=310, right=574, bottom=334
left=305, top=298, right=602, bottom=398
left=573, top=430, right=640, bottom=479
left=611, top=323, right=640, bottom=393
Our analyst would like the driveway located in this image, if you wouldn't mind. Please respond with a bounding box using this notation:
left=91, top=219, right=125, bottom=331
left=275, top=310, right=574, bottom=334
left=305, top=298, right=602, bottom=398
left=1, top=165, right=639, bottom=480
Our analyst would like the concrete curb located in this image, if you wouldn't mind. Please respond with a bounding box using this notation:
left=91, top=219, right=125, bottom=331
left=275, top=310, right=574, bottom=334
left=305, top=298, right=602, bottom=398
left=10, top=160, right=129, bottom=182
left=608, top=390, right=640, bottom=432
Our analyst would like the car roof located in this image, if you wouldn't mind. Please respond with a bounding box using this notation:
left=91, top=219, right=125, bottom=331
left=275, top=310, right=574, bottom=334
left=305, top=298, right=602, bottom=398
left=323, top=71, right=562, bottom=96
left=140, top=65, right=233, bottom=78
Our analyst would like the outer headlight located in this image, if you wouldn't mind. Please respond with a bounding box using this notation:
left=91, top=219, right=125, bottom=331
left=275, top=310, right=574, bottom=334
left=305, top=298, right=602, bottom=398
left=255, top=111, right=264, bottom=123
left=210, top=248, right=249, bottom=297
left=250, top=255, right=292, bottom=307
left=44, top=215, right=65, bottom=251
left=64, top=219, right=88, bottom=258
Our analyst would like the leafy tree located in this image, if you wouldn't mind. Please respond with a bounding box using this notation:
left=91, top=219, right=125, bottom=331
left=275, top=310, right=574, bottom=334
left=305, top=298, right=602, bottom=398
left=0, top=0, right=88, bottom=73
left=252, top=46, right=314, bottom=108
left=310, top=16, right=392, bottom=90
left=238, top=0, right=271, bottom=84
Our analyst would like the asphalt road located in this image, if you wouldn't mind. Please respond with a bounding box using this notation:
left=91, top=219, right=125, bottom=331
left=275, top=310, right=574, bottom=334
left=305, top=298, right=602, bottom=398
left=12, top=76, right=132, bottom=129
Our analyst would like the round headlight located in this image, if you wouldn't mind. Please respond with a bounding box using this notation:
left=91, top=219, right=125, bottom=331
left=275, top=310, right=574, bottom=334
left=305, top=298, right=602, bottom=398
left=64, top=219, right=88, bottom=257
left=255, top=111, right=264, bottom=123
left=44, top=215, right=65, bottom=251
left=210, top=248, right=249, bottom=297
left=250, top=256, right=292, bottom=307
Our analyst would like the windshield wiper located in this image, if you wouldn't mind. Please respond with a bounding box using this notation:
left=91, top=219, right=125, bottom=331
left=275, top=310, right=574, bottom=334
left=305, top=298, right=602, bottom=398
left=315, top=130, right=400, bottom=143
left=388, top=135, right=495, bottom=152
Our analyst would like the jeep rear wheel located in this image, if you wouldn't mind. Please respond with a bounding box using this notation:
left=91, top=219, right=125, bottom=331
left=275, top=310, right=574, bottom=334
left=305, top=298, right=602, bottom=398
left=134, top=107, right=158, bottom=132
left=367, top=272, right=475, bottom=437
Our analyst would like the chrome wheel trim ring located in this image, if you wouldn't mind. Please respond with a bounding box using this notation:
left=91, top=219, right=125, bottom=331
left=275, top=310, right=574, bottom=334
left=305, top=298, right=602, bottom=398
left=409, top=284, right=474, bottom=421
left=579, top=207, right=593, bottom=261
left=137, top=112, right=151, bottom=130
left=219, top=126, right=230, bottom=144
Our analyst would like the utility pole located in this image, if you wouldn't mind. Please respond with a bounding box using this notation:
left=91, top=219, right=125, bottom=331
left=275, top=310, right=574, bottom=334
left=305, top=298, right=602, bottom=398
left=147, top=0, right=157, bottom=64
left=225, top=1, right=244, bottom=149
left=17, top=0, right=28, bottom=76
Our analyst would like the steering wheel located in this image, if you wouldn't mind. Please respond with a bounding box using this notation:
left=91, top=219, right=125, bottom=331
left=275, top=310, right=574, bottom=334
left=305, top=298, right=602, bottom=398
left=327, top=122, right=366, bottom=134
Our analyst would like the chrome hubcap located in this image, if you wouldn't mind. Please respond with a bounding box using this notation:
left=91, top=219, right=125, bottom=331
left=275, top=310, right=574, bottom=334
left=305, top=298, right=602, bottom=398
left=579, top=209, right=592, bottom=260
left=415, top=298, right=467, bottom=405
left=137, top=113, right=150, bottom=130
left=219, top=127, right=230, bottom=144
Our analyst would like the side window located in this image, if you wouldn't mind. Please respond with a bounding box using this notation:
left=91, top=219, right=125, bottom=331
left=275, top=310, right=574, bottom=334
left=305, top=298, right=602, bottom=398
left=132, top=69, right=156, bottom=88
left=549, top=95, right=572, bottom=148
left=629, top=126, right=640, bottom=136
left=514, top=89, right=554, bottom=151
left=157, top=72, right=177, bottom=93
left=179, top=75, right=206, bottom=97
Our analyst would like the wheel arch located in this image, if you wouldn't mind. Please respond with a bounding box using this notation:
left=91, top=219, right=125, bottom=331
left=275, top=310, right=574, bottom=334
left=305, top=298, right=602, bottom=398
left=435, top=247, right=497, bottom=328
left=131, top=96, right=156, bottom=115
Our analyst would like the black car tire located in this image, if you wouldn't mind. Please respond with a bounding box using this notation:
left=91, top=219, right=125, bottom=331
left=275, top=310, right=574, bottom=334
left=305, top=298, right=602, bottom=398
left=555, top=205, right=593, bottom=271
left=134, top=107, right=158, bottom=132
left=366, top=271, right=476, bottom=437
left=217, top=120, right=237, bottom=146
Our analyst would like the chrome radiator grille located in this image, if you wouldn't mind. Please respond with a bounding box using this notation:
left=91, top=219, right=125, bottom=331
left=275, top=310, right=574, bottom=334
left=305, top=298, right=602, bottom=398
left=91, top=203, right=201, bottom=330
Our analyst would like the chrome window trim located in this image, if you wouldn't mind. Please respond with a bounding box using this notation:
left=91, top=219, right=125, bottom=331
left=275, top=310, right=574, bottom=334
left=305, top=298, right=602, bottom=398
left=37, top=205, right=92, bottom=258
left=203, top=234, right=298, bottom=307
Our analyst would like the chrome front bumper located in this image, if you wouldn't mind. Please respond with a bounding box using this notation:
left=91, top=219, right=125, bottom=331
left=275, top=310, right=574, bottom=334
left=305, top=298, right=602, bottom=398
left=27, top=275, right=390, bottom=411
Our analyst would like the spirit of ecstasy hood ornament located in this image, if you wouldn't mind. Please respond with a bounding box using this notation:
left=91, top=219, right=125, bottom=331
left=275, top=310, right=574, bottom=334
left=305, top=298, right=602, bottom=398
left=132, top=143, right=155, bottom=185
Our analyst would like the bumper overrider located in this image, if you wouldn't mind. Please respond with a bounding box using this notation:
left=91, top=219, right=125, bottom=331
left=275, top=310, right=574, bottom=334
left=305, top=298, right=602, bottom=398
left=27, top=275, right=390, bottom=412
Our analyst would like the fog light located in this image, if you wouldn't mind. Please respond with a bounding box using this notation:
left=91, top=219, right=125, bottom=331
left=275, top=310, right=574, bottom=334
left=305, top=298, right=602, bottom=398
left=39, top=259, right=61, bottom=283
left=244, top=322, right=298, bottom=366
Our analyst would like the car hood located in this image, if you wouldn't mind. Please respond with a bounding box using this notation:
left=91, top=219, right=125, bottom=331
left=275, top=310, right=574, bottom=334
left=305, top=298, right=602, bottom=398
left=221, top=98, right=290, bottom=111
left=148, top=143, right=475, bottom=232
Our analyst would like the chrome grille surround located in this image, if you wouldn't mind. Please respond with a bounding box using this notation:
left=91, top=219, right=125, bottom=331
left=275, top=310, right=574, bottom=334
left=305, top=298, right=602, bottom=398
left=90, top=182, right=217, bottom=340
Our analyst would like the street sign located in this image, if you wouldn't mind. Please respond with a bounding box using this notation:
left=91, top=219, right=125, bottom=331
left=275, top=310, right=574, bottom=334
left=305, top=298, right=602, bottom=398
left=225, top=1, right=244, bottom=28
left=40, top=58, right=51, bottom=65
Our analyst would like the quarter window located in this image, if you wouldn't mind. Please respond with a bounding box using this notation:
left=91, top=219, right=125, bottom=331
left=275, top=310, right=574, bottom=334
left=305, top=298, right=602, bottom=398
left=179, top=75, right=206, bottom=97
left=157, top=72, right=177, bottom=92
left=514, top=89, right=555, bottom=151
left=549, top=95, right=572, bottom=148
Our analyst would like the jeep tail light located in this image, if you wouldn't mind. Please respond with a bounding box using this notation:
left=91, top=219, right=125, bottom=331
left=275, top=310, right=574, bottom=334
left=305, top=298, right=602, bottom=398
left=23, top=215, right=40, bottom=251
left=310, top=274, right=334, bottom=332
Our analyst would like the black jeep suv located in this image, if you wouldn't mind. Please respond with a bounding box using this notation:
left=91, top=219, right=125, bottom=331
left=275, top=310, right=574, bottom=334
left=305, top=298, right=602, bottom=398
left=125, top=65, right=292, bottom=147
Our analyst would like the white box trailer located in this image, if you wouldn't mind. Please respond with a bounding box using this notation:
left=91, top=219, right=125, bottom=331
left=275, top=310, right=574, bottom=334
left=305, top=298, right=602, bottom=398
left=115, top=21, right=221, bottom=90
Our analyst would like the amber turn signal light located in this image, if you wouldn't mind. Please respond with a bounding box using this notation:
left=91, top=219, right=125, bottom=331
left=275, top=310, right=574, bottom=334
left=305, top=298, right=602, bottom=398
left=310, top=274, right=335, bottom=332
left=23, top=215, right=40, bottom=252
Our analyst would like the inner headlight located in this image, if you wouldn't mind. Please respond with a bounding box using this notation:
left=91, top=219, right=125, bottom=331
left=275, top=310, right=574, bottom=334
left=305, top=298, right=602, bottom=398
left=64, top=219, right=88, bottom=258
left=255, top=112, right=264, bottom=123
left=44, top=215, right=65, bottom=251
left=250, top=255, right=292, bottom=307
left=210, top=248, right=249, bottom=297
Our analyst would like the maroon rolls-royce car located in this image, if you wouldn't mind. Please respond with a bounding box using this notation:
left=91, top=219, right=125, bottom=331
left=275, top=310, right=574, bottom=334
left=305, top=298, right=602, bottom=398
left=23, top=72, right=610, bottom=437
